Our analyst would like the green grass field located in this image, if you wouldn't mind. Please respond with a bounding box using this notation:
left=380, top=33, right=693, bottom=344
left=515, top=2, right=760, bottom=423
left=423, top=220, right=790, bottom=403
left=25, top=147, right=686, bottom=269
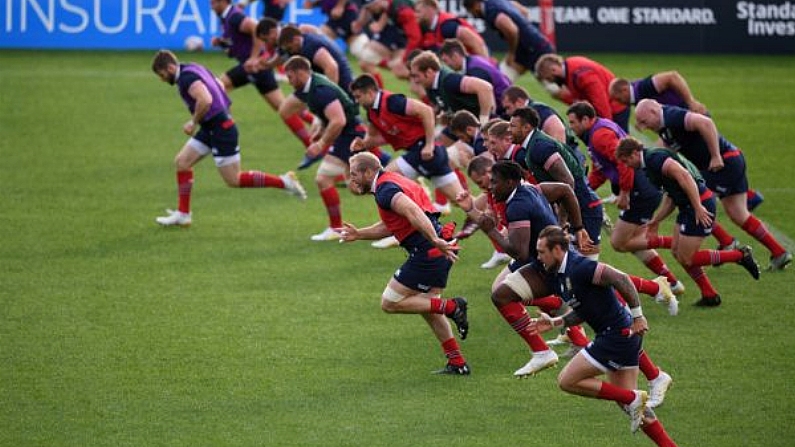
left=1, top=50, right=794, bottom=447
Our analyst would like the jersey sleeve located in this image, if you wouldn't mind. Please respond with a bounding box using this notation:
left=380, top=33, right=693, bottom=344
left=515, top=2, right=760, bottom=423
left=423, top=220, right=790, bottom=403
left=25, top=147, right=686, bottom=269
left=533, top=104, right=555, bottom=127
left=385, top=94, right=409, bottom=116
left=644, top=151, right=668, bottom=175
left=504, top=194, right=531, bottom=229
left=576, top=71, right=612, bottom=118
left=375, top=181, right=403, bottom=210
left=397, top=8, right=423, bottom=59
left=439, top=19, right=461, bottom=39
left=227, top=11, right=246, bottom=32
left=572, top=257, right=599, bottom=287
left=633, top=76, right=658, bottom=101
left=527, top=139, right=559, bottom=171
left=177, top=71, right=203, bottom=92
left=313, top=85, right=339, bottom=111
left=661, top=105, right=688, bottom=129
left=441, top=72, right=465, bottom=94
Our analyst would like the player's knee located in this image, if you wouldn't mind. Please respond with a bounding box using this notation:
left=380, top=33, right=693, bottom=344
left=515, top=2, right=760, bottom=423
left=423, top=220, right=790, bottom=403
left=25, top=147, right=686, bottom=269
left=380, top=300, right=399, bottom=313
left=557, top=374, right=577, bottom=393
left=609, top=235, right=629, bottom=253
left=676, top=252, right=693, bottom=267
left=348, top=34, right=370, bottom=59
left=490, top=286, right=514, bottom=307
left=358, top=45, right=382, bottom=65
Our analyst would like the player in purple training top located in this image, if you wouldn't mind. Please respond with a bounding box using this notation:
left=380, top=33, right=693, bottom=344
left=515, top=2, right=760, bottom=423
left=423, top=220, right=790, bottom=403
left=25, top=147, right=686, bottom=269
left=209, top=0, right=313, bottom=149
left=149, top=50, right=306, bottom=227
left=438, top=39, right=512, bottom=116
left=237, top=0, right=290, bottom=20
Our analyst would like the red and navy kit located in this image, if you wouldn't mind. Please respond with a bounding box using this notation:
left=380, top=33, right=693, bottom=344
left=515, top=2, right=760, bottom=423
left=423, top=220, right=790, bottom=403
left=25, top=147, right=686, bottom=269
left=374, top=171, right=453, bottom=290
left=659, top=105, right=748, bottom=198
left=584, top=118, right=661, bottom=224
left=480, top=0, right=554, bottom=70
left=367, top=90, right=453, bottom=177
left=558, top=56, right=629, bottom=132
left=367, top=91, right=426, bottom=150
left=420, top=12, right=483, bottom=53
left=551, top=250, right=641, bottom=370
left=367, top=0, right=422, bottom=55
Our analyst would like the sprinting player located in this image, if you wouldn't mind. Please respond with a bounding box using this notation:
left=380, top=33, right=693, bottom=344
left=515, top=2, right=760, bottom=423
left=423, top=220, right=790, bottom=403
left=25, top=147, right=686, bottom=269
left=278, top=56, right=365, bottom=241
left=531, top=225, right=680, bottom=444
left=501, top=85, right=586, bottom=168
left=305, top=0, right=371, bottom=59
left=150, top=50, right=306, bottom=226
left=414, top=0, right=489, bottom=57
left=277, top=24, right=355, bottom=90
left=510, top=107, right=603, bottom=258
left=634, top=99, right=791, bottom=271
left=348, top=74, right=466, bottom=237
left=353, top=0, right=422, bottom=83
left=448, top=110, right=489, bottom=173
left=535, top=53, right=630, bottom=132
left=438, top=39, right=512, bottom=116
left=609, top=71, right=707, bottom=115
left=341, top=152, right=470, bottom=375
left=210, top=0, right=313, bottom=149
left=237, top=0, right=289, bottom=21
left=616, top=137, right=761, bottom=307
left=610, top=72, right=764, bottom=211
left=462, top=0, right=554, bottom=81
left=466, top=155, right=512, bottom=269
left=567, top=101, right=684, bottom=315
left=457, top=160, right=591, bottom=377
left=409, top=51, right=495, bottom=145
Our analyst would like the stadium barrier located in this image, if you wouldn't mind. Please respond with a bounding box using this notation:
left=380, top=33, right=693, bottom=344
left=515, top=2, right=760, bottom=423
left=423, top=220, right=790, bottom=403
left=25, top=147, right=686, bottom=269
left=1, top=0, right=792, bottom=53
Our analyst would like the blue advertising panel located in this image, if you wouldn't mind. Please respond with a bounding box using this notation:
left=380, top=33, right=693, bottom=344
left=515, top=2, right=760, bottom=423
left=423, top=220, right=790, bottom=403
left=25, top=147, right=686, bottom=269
left=0, top=0, right=326, bottom=50
left=1, top=0, right=793, bottom=53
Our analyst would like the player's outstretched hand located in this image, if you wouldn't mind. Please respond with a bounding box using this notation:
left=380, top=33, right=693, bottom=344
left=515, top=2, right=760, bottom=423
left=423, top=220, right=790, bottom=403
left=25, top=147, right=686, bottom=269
left=338, top=222, right=359, bottom=243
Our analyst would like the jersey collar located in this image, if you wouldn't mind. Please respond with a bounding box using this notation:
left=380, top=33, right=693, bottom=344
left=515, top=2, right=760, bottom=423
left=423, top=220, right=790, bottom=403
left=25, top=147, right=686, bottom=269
left=558, top=250, right=570, bottom=274
left=302, top=74, right=313, bottom=94
left=372, top=90, right=383, bottom=111
left=371, top=170, right=382, bottom=193
left=521, top=129, right=535, bottom=149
